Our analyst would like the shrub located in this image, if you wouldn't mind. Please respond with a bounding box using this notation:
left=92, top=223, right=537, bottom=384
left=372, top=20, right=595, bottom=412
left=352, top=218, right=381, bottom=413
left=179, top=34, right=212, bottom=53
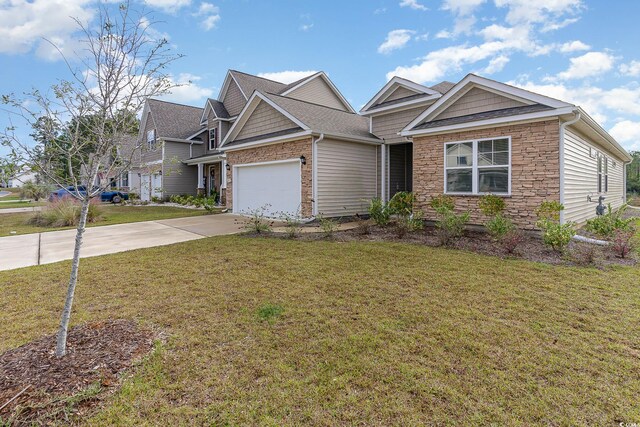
left=485, top=214, right=515, bottom=240
left=201, top=196, right=217, bottom=213
left=395, top=210, right=424, bottom=238
left=585, top=204, right=635, bottom=238
left=19, top=181, right=51, bottom=201
left=501, top=229, right=526, bottom=254
left=611, top=229, right=637, bottom=258
left=429, top=194, right=455, bottom=213
left=538, top=220, right=576, bottom=252
left=368, top=198, right=391, bottom=226
left=151, top=196, right=162, bottom=203
left=280, top=211, right=302, bottom=238
left=354, top=215, right=372, bottom=235
left=478, top=194, right=506, bottom=217
left=318, top=214, right=339, bottom=239
left=434, top=210, right=470, bottom=246
left=29, top=198, right=102, bottom=227
left=241, top=205, right=272, bottom=234
left=535, top=200, right=564, bottom=221
left=388, top=191, right=415, bottom=216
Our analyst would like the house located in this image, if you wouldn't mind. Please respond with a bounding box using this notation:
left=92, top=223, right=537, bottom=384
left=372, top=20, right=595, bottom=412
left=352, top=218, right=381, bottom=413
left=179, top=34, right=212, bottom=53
left=135, top=70, right=380, bottom=216
left=133, top=70, right=631, bottom=226
left=374, top=73, right=631, bottom=228
left=5, top=169, right=37, bottom=188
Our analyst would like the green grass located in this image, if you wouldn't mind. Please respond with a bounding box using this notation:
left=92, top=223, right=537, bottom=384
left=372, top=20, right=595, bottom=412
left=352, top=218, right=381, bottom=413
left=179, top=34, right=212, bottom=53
left=0, top=205, right=211, bottom=236
left=0, top=200, right=47, bottom=209
left=1, top=236, right=639, bottom=425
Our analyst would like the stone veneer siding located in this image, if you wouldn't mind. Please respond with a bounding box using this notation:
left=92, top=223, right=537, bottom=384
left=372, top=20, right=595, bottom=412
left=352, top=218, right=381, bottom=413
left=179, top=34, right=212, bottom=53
left=225, top=138, right=313, bottom=217
left=413, top=120, right=560, bottom=229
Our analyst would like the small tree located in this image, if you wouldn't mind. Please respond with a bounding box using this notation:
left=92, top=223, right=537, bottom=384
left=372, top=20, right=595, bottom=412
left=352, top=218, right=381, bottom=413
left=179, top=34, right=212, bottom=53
left=1, top=2, right=180, bottom=357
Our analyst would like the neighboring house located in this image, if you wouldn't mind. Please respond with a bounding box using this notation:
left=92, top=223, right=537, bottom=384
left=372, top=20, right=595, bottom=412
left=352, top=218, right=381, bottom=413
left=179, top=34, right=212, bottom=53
left=6, top=169, right=37, bottom=188
left=393, top=74, right=631, bottom=228
left=133, top=69, right=631, bottom=226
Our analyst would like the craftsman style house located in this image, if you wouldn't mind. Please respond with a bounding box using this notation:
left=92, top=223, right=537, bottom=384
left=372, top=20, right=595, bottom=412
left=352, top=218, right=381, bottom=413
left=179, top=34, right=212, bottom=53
left=133, top=70, right=632, bottom=227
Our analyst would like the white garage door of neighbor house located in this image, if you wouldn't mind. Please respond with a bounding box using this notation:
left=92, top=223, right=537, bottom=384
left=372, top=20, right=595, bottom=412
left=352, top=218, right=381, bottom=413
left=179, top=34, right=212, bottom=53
left=234, top=160, right=301, bottom=217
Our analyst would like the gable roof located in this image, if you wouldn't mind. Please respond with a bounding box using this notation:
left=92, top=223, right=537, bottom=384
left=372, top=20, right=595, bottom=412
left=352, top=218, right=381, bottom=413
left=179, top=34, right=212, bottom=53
left=229, top=70, right=287, bottom=98
left=360, top=76, right=442, bottom=115
left=279, top=71, right=355, bottom=113
left=429, top=81, right=456, bottom=95
left=141, top=99, right=204, bottom=140
left=402, top=73, right=574, bottom=135
left=222, top=91, right=378, bottom=148
left=199, top=98, right=231, bottom=125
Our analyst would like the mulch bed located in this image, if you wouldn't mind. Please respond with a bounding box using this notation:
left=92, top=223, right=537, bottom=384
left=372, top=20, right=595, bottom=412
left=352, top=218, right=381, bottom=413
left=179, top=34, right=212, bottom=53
left=0, top=319, right=155, bottom=425
left=252, top=223, right=637, bottom=268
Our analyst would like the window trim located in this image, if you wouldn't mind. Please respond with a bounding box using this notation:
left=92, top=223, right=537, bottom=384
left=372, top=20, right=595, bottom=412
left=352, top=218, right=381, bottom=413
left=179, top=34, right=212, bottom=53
left=209, top=127, right=218, bottom=151
left=598, top=153, right=608, bottom=194
left=443, top=136, right=512, bottom=196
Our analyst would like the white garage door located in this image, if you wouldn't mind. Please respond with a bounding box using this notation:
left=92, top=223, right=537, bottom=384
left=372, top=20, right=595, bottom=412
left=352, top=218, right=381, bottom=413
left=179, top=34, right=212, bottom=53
left=234, top=160, right=301, bottom=217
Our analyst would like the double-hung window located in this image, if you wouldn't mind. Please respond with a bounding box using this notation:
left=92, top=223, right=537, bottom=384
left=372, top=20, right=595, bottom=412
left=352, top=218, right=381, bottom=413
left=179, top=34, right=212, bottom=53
left=147, top=129, right=156, bottom=150
left=209, top=128, right=218, bottom=150
left=445, top=137, right=510, bottom=195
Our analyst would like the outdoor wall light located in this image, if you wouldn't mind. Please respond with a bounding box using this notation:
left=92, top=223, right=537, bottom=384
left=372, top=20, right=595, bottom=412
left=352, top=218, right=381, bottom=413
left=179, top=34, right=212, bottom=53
left=225, top=163, right=231, bottom=171
left=300, top=155, right=306, bottom=165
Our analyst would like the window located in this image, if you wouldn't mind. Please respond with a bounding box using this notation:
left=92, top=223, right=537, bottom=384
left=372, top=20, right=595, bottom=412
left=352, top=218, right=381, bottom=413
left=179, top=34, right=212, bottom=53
left=120, top=172, right=129, bottom=188
left=445, top=137, right=510, bottom=195
left=147, top=129, right=156, bottom=149
left=598, top=154, right=608, bottom=193
left=209, top=128, right=218, bottom=150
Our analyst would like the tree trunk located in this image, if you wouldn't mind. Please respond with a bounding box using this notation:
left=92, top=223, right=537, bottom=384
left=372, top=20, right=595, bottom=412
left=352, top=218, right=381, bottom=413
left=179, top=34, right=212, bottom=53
left=55, top=197, right=91, bottom=357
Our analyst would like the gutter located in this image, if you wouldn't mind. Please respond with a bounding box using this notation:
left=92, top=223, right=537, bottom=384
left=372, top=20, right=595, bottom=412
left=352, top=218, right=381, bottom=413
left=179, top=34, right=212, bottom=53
left=559, top=109, right=581, bottom=224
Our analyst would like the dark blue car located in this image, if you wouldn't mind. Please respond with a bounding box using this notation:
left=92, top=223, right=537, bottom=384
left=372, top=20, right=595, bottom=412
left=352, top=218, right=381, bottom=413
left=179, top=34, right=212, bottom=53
left=49, top=186, right=129, bottom=203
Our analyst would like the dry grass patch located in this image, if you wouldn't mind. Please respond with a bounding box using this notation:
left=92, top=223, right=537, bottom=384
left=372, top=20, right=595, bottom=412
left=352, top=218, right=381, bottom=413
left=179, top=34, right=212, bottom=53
left=1, top=236, right=639, bottom=425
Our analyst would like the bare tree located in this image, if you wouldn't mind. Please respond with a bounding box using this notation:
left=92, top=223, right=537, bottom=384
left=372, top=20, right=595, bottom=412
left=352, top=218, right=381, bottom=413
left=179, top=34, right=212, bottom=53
left=1, top=2, right=180, bottom=357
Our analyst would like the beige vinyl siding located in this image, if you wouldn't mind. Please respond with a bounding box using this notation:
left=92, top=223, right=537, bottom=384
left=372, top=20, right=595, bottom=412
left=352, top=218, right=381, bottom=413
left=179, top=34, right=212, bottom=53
left=436, top=87, right=527, bottom=120
left=316, top=138, right=378, bottom=216
left=563, top=128, right=625, bottom=224
left=140, top=112, right=162, bottom=164
left=286, top=77, right=349, bottom=111
left=235, top=100, right=300, bottom=141
left=371, top=106, right=426, bottom=144
left=162, top=141, right=198, bottom=198
left=383, top=86, right=419, bottom=103
left=223, top=80, right=246, bottom=116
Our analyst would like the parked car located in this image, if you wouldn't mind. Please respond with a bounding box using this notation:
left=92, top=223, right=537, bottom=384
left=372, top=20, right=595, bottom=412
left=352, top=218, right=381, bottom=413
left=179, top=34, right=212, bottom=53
left=49, top=186, right=129, bottom=203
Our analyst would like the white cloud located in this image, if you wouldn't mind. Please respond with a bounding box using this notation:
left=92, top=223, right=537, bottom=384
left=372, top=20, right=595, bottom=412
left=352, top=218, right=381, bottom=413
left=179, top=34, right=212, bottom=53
left=609, top=121, right=640, bottom=149
left=299, top=23, right=314, bottom=31
left=378, top=29, right=415, bottom=54
left=442, top=0, right=486, bottom=16
left=399, top=0, right=428, bottom=11
left=559, top=40, right=590, bottom=53
left=161, top=73, right=214, bottom=104
left=143, top=0, right=191, bottom=13
left=435, top=30, right=453, bottom=39
left=494, top=0, right=583, bottom=26
left=482, top=55, right=509, bottom=74
left=257, top=70, right=317, bottom=84
left=0, top=0, right=94, bottom=59
left=620, top=60, right=640, bottom=77
left=374, top=7, right=387, bottom=14
left=193, top=2, right=220, bottom=31
left=555, top=51, right=616, bottom=80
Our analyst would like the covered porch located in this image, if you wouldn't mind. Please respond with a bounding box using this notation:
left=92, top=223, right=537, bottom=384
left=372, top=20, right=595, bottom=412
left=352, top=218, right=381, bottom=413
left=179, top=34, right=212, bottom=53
left=184, top=153, right=228, bottom=206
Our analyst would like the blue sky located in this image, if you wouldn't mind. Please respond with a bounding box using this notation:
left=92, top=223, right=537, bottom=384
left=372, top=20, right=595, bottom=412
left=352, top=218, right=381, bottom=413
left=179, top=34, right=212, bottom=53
left=1, top=0, right=640, bottom=153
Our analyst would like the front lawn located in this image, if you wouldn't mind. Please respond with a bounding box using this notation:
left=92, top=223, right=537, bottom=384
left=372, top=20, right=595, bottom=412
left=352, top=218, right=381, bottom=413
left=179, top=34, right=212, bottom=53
left=1, top=236, right=639, bottom=425
left=0, top=200, right=47, bottom=209
left=0, top=205, right=211, bottom=236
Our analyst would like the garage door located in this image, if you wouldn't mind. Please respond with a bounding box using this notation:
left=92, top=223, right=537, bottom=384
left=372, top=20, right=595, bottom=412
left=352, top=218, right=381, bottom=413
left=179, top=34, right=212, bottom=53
left=234, top=160, right=301, bottom=217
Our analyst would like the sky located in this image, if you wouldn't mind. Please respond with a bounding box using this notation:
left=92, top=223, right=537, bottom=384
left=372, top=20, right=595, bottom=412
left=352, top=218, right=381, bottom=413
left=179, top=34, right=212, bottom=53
left=1, top=0, right=640, bottom=154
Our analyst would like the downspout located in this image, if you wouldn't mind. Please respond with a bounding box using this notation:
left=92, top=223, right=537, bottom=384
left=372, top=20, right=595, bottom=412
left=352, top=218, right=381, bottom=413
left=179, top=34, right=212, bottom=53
left=312, top=133, right=324, bottom=217
left=559, top=109, right=581, bottom=224
left=381, top=139, right=386, bottom=202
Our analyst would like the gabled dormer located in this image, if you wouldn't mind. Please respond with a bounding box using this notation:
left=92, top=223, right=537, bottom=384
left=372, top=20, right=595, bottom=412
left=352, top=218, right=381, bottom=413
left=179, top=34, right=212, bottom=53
left=360, top=76, right=443, bottom=117
left=279, top=71, right=355, bottom=112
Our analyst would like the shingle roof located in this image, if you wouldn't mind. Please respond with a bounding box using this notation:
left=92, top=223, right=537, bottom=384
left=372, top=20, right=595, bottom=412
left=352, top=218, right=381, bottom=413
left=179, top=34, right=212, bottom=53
left=429, top=81, right=456, bottom=94
left=415, top=104, right=554, bottom=130
left=147, top=99, right=204, bottom=139
left=207, top=99, right=230, bottom=119
left=229, top=70, right=287, bottom=97
left=224, top=128, right=303, bottom=147
left=261, top=92, right=377, bottom=140
left=372, top=93, right=435, bottom=109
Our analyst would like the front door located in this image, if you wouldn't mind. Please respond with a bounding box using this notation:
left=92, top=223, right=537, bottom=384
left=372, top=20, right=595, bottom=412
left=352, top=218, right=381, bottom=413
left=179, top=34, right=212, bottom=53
left=207, top=164, right=217, bottom=197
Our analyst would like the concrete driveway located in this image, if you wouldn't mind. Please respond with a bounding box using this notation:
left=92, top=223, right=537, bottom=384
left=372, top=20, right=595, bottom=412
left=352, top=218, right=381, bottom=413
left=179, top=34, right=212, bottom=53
left=0, top=214, right=243, bottom=271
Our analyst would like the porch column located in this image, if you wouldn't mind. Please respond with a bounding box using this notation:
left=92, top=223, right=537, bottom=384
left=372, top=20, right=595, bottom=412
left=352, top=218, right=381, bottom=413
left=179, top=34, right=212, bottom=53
left=221, top=159, right=227, bottom=189
left=197, top=163, right=204, bottom=195
left=381, top=143, right=386, bottom=202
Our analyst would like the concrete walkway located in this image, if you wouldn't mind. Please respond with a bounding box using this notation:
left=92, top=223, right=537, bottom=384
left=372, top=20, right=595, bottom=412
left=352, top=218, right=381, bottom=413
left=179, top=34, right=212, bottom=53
left=0, top=206, right=42, bottom=214
left=0, top=191, right=10, bottom=197
left=0, top=214, right=243, bottom=271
